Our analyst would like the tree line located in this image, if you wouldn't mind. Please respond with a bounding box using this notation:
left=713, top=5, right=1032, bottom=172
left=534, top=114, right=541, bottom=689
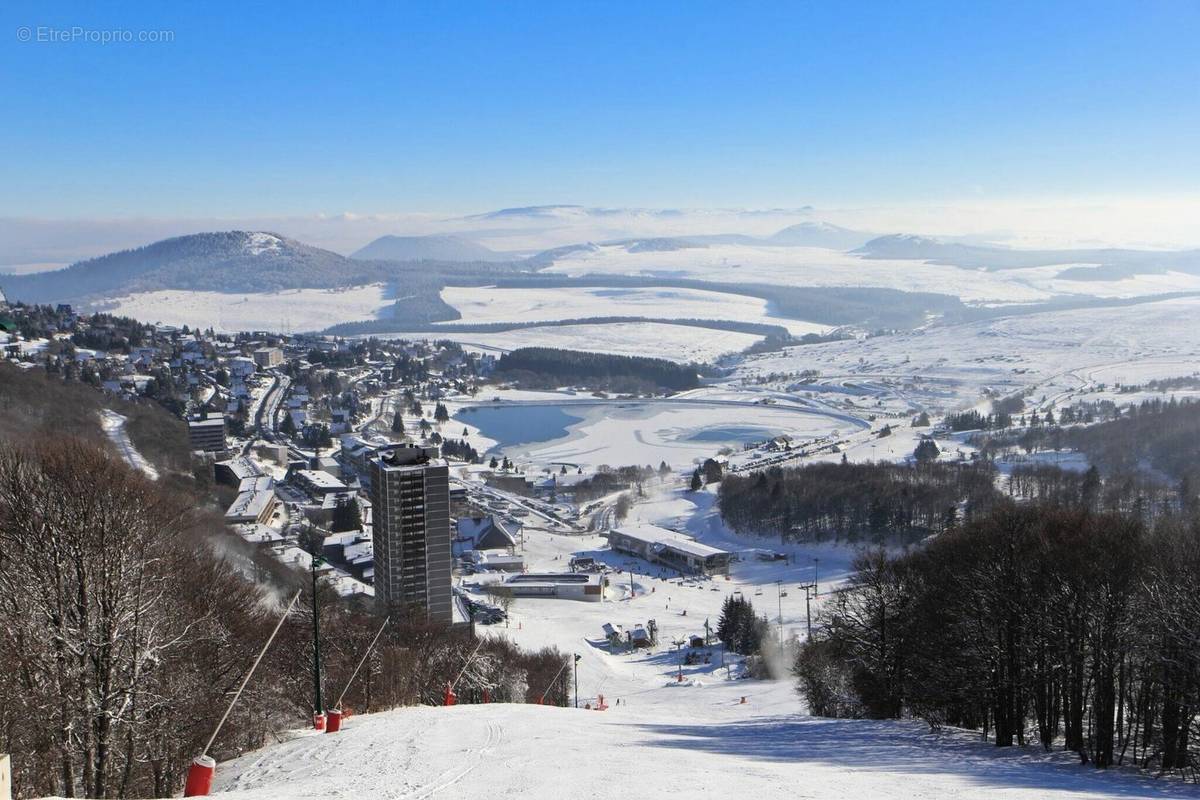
left=0, top=437, right=569, bottom=799
left=795, top=500, right=1200, bottom=773
left=718, top=461, right=999, bottom=544
left=495, top=347, right=699, bottom=393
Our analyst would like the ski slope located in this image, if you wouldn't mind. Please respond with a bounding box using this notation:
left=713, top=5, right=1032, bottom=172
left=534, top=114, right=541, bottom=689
left=209, top=697, right=1200, bottom=800
left=204, top=491, right=1199, bottom=800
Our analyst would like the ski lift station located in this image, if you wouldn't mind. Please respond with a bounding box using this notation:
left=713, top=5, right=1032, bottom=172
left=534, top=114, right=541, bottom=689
left=606, top=524, right=733, bottom=576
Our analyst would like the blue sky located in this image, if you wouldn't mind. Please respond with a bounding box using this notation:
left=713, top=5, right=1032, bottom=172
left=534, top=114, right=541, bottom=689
left=1, top=1, right=1198, bottom=217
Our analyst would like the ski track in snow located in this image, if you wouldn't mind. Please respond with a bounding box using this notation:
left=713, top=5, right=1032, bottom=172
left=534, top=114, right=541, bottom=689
left=98, top=409, right=159, bottom=480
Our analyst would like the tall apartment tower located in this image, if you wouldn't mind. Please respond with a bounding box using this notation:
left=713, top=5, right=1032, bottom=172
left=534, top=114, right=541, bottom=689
left=369, top=445, right=452, bottom=624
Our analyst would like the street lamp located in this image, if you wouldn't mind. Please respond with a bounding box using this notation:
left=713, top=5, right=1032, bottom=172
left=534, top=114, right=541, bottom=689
left=573, top=653, right=581, bottom=708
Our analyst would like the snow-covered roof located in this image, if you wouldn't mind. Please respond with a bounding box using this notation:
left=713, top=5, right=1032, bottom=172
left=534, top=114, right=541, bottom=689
left=608, top=523, right=730, bottom=559
left=456, top=515, right=519, bottom=549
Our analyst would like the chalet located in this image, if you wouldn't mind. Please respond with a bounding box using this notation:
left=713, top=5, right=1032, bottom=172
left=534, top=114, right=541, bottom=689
left=456, top=515, right=520, bottom=551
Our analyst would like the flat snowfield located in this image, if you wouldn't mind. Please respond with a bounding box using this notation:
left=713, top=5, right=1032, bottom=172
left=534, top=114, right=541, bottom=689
left=543, top=242, right=1200, bottom=304
left=439, top=285, right=834, bottom=336
left=379, top=321, right=765, bottom=364
left=100, top=284, right=391, bottom=333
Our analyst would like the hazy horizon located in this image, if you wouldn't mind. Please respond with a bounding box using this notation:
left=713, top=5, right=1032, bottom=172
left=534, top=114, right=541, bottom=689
left=3, top=1, right=1199, bottom=269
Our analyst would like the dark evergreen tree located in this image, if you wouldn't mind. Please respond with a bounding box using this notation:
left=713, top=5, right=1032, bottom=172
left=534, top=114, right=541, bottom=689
left=914, top=438, right=940, bottom=464
left=331, top=497, right=363, bottom=532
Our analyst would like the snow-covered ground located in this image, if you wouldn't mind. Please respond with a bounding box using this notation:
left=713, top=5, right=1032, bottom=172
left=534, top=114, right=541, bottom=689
left=543, top=241, right=1200, bottom=305
left=739, top=296, right=1200, bottom=417
left=380, top=321, right=765, bottom=364
left=98, top=409, right=159, bottom=480
left=100, top=284, right=392, bottom=333
left=210, top=702, right=1200, bottom=800
left=439, top=285, right=833, bottom=336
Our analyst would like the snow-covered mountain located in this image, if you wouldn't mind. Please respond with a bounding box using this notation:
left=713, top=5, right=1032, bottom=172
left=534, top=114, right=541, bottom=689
left=766, top=222, right=874, bottom=250
left=0, top=231, right=377, bottom=304
left=351, top=234, right=509, bottom=262
left=856, top=234, right=1200, bottom=277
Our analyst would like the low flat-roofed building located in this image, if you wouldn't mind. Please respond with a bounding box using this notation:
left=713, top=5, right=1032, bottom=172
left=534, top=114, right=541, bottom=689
left=293, top=468, right=348, bottom=498
left=606, top=523, right=732, bottom=576
left=495, top=571, right=604, bottom=601
left=463, top=550, right=525, bottom=572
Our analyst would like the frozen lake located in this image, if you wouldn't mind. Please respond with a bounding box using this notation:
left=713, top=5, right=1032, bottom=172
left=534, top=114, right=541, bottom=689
left=455, top=404, right=586, bottom=451
left=454, top=399, right=852, bottom=469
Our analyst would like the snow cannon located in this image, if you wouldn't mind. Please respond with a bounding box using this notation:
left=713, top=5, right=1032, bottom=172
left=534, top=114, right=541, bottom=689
left=183, top=755, right=215, bottom=797
left=313, top=712, right=326, bottom=731
left=443, top=683, right=457, bottom=706
left=326, top=709, right=343, bottom=733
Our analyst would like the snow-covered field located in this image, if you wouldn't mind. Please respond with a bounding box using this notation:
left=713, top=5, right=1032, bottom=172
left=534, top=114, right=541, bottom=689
left=543, top=242, right=1200, bottom=305
left=439, top=285, right=833, bottom=336
left=739, top=296, right=1200, bottom=417
left=100, top=284, right=392, bottom=333
left=381, top=321, right=764, bottom=364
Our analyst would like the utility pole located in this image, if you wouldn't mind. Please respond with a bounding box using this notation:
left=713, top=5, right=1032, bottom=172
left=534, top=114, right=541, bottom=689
left=800, top=583, right=813, bottom=641
left=813, top=557, right=820, bottom=596
left=776, top=580, right=784, bottom=649
left=311, top=554, right=325, bottom=721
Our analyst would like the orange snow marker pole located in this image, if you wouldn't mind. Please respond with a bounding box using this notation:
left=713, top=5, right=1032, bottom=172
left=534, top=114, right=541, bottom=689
left=185, top=590, right=301, bottom=797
